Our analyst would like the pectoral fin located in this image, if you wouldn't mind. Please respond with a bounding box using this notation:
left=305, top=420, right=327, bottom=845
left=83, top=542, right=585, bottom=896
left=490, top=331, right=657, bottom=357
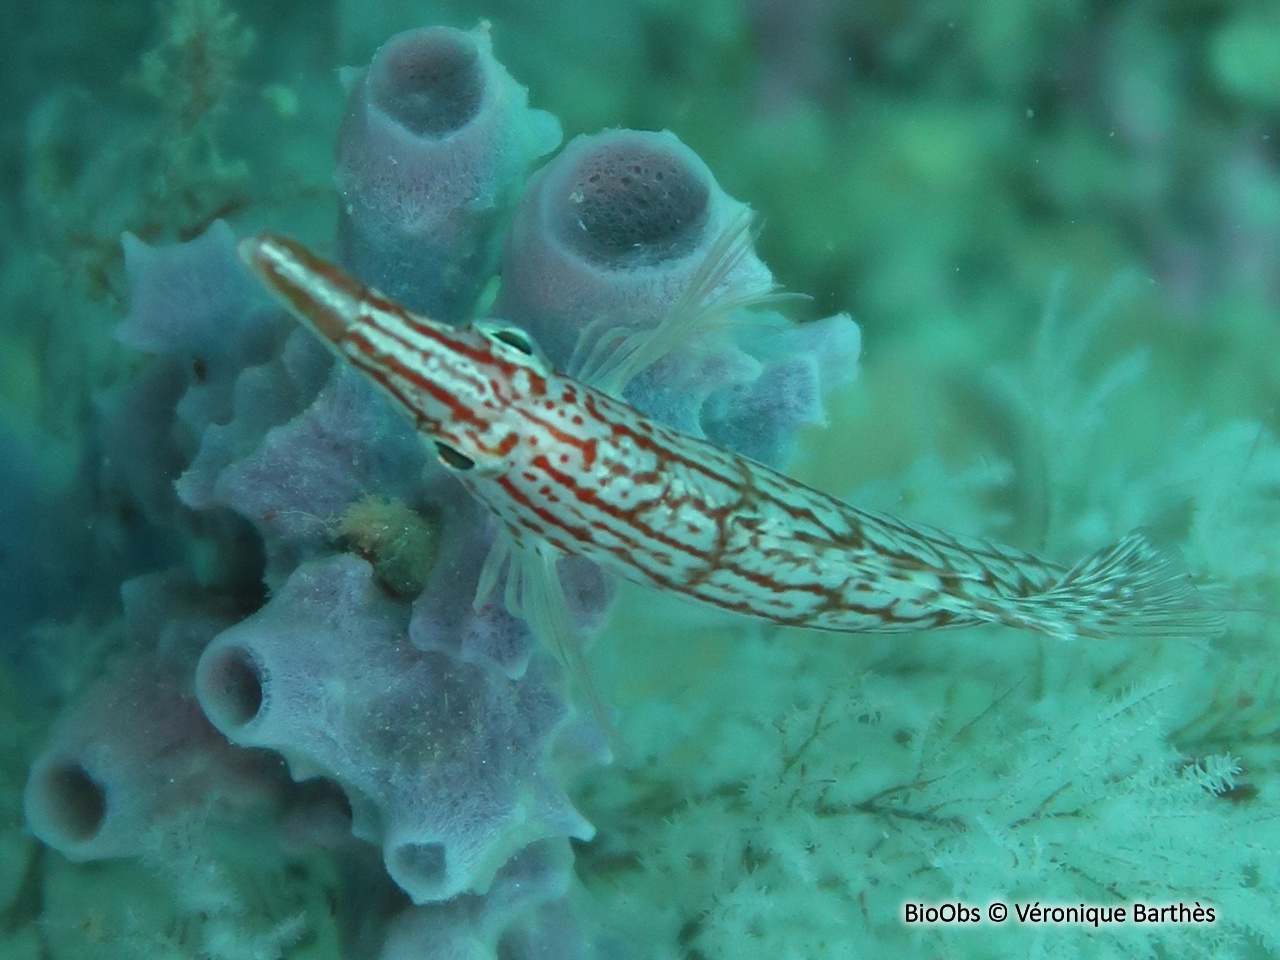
left=477, top=529, right=615, bottom=748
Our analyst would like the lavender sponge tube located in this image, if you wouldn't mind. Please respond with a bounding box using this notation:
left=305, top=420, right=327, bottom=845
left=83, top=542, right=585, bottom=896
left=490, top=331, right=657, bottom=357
left=336, top=25, right=561, bottom=323
left=491, top=128, right=772, bottom=371
left=194, top=555, right=592, bottom=904
left=24, top=663, right=271, bottom=861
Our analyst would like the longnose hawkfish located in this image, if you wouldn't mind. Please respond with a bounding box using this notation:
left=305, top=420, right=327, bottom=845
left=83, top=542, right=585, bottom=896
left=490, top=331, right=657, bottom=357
left=237, top=225, right=1223, bottom=724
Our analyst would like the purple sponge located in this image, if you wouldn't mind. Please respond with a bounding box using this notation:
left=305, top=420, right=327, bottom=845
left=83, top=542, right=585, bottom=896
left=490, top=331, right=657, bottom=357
left=194, top=554, right=592, bottom=904
left=700, top=310, right=862, bottom=465
left=205, top=364, right=430, bottom=584
left=24, top=580, right=275, bottom=864
left=379, top=838, right=581, bottom=960
left=492, top=128, right=770, bottom=374
left=23, top=660, right=272, bottom=865
left=100, top=222, right=299, bottom=537
left=118, top=220, right=283, bottom=434
left=336, top=26, right=561, bottom=322
left=174, top=326, right=334, bottom=518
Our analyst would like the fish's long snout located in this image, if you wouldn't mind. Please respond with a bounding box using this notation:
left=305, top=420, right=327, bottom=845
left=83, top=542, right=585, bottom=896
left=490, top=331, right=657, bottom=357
left=238, top=233, right=360, bottom=344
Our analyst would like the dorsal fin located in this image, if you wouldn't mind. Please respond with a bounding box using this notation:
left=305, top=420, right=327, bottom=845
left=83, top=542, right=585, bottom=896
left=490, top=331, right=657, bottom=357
left=570, top=210, right=793, bottom=397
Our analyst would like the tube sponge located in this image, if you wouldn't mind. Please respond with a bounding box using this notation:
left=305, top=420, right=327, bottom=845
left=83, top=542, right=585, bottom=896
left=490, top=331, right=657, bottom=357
left=336, top=25, right=561, bottom=322
left=24, top=660, right=270, bottom=862
left=195, top=553, right=593, bottom=904
left=492, top=128, right=772, bottom=374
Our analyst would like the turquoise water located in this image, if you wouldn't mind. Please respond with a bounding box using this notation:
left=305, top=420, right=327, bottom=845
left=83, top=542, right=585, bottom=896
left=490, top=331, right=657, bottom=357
left=2, top=1, right=1278, bottom=957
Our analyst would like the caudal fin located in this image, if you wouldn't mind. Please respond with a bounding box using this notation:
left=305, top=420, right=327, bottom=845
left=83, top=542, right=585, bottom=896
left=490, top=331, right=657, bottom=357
left=993, top=531, right=1226, bottom=641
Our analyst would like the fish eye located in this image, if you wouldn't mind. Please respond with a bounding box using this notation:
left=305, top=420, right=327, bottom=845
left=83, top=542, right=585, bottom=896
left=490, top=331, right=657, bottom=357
left=434, top=441, right=475, bottom=471
left=486, top=325, right=534, bottom=356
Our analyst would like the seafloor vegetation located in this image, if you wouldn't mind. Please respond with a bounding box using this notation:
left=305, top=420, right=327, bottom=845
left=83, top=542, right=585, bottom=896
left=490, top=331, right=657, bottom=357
left=1, top=0, right=1279, bottom=957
